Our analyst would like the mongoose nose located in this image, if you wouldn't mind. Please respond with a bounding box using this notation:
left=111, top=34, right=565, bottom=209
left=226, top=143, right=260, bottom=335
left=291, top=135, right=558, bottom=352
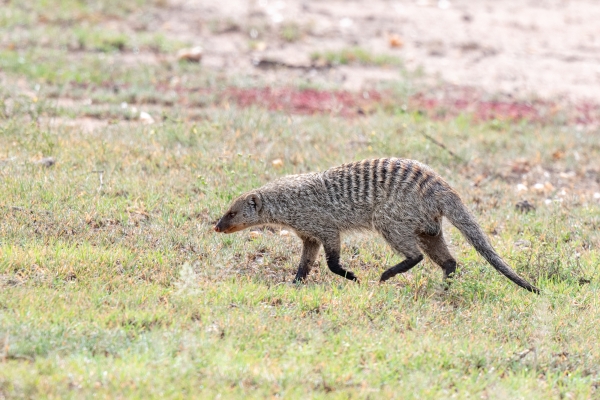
left=214, top=225, right=220, bottom=232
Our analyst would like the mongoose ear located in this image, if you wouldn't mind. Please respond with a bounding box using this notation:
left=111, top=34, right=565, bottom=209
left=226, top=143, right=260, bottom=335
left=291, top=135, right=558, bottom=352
left=247, top=193, right=262, bottom=212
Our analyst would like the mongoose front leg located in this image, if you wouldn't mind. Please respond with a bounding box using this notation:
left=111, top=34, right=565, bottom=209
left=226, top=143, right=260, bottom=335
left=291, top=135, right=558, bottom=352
left=379, top=255, right=424, bottom=282
left=293, top=236, right=321, bottom=283
left=321, top=236, right=359, bottom=283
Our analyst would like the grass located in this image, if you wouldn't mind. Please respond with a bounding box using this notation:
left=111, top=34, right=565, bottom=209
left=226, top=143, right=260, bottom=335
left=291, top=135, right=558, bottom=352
left=311, top=47, right=403, bottom=67
left=1, top=1, right=600, bottom=398
left=279, top=22, right=303, bottom=43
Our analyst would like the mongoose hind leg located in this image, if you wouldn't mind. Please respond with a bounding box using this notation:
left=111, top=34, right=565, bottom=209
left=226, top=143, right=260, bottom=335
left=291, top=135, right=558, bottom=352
left=293, top=236, right=321, bottom=283
left=319, top=234, right=360, bottom=283
left=378, top=230, right=424, bottom=282
left=417, top=231, right=457, bottom=285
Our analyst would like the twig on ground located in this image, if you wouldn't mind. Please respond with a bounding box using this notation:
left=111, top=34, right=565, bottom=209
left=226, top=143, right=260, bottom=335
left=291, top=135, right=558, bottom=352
left=512, top=347, right=533, bottom=361
left=420, top=131, right=465, bottom=163
left=91, top=170, right=104, bottom=192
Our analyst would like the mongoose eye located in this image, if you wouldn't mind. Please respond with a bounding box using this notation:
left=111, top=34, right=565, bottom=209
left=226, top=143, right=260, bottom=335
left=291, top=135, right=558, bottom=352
left=228, top=212, right=237, bottom=218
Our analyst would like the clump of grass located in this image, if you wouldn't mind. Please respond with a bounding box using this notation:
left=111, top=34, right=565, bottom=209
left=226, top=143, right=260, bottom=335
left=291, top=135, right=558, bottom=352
left=9, top=0, right=168, bottom=25
left=279, top=22, right=303, bottom=43
left=311, top=47, right=403, bottom=67
left=207, top=18, right=241, bottom=34
left=73, top=27, right=128, bottom=52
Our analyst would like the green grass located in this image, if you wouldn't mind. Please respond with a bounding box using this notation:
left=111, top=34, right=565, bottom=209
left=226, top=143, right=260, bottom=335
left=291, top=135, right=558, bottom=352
left=1, top=1, right=600, bottom=398
left=1, top=98, right=599, bottom=397
left=311, top=47, right=403, bottom=67
left=279, top=22, right=303, bottom=43
left=1, top=0, right=168, bottom=27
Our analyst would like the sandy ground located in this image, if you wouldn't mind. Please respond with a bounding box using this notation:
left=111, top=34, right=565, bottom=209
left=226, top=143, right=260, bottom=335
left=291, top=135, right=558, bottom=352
left=152, top=0, right=600, bottom=102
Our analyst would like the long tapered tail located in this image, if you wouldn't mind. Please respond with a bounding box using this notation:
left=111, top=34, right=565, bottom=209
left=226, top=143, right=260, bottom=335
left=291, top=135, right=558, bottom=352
left=441, top=191, right=540, bottom=294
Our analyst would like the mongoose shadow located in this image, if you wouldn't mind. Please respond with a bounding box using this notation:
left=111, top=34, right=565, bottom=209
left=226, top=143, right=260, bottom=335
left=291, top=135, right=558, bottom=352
left=214, top=158, right=540, bottom=294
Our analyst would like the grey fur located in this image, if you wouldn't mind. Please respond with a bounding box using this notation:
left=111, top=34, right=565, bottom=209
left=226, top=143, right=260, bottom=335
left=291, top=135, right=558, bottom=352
left=215, top=158, right=539, bottom=293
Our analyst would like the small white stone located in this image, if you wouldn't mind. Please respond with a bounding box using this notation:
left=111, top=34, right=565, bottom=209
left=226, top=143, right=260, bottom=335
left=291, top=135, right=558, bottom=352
left=139, top=111, right=155, bottom=125
left=177, top=46, right=203, bottom=63
left=438, top=0, right=451, bottom=9
left=516, top=183, right=528, bottom=192
left=339, top=18, right=354, bottom=28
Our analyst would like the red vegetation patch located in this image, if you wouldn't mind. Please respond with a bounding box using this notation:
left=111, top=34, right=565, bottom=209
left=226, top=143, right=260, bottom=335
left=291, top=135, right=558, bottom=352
left=224, top=87, right=382, bottom=117
left=409, top=88, right=548, bottom=123
left=573, top=102, right=600, bottom=125
left=222, top=85, right=600, bottom=126
left=411, top=95, right=545, bottom=122
left=96, top=80, right=599, bottom=126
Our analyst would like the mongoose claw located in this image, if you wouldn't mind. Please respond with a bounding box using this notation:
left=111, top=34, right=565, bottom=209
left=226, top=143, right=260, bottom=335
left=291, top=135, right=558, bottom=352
left=345, top=272, right=360, bottom=283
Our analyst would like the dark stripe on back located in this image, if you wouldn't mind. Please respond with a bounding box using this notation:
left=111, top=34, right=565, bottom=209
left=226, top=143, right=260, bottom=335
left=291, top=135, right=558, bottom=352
left=400, top=160, right=413, bottom=183
left=372, top=159, right=380, bottom=199
left=341, top=166, right=350, bottom=203
left=410, top=166, right=423, bottom=188
left=418, top=173, right=434, bottom=195
left=328, top=171, right=342, bottom=203
left=380, top=158, right=389, bottom=188
left=359, top=161, right=368, bottom=203
left=346, top=163, right=358, bottom=203
left=388, top=159, right=402, bottom=193
left=324, top=178, right=334, bottom=203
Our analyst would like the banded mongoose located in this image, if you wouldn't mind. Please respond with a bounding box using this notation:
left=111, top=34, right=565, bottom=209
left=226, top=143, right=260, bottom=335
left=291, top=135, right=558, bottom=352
left=214, top=158, right=539, bottom=293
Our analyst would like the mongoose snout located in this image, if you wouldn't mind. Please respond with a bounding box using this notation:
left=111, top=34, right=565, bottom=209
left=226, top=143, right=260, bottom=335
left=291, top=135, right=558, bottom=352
left=215, top=193, right=262, bottom=234
left=214, top=158, right=540, bottom=294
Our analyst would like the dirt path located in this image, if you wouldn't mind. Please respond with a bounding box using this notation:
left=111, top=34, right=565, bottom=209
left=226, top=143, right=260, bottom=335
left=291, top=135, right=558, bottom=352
left=160, top=0, right=600, bottom=102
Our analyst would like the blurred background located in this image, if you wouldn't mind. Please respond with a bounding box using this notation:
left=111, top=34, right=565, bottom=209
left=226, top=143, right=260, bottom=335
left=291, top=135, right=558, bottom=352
left=191, top=0, right=600, bottom=100
left=2, top=0, right=600, bottom=124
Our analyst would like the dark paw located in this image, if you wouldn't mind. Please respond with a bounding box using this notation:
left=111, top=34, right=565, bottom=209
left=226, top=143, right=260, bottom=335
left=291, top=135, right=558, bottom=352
left=344, top=271, right=359, bottom=282
left=442, top=260, right=457, bottom=280
left=379, top=271, right=394, bottom=282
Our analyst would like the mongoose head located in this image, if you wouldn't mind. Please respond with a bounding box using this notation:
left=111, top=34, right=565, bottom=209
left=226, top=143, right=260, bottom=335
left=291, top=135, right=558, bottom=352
left=214, top=193, right=263, bottom=234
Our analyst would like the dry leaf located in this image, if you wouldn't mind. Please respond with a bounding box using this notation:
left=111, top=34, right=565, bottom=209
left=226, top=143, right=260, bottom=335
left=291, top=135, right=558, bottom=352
left=552, top=150, right=565, bottom=160
left=388, top=34, right=404, bottom=48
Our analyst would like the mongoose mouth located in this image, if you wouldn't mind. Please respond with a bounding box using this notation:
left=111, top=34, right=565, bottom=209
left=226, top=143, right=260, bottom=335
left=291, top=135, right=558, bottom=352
left=214, top=224, right=246, bottom=234
left=223, top=224, right=246, bottom=234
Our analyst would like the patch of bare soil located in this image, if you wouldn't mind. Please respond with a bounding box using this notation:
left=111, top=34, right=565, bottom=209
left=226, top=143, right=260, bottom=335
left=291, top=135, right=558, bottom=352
left=158, top=0, right=600, bottom=104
